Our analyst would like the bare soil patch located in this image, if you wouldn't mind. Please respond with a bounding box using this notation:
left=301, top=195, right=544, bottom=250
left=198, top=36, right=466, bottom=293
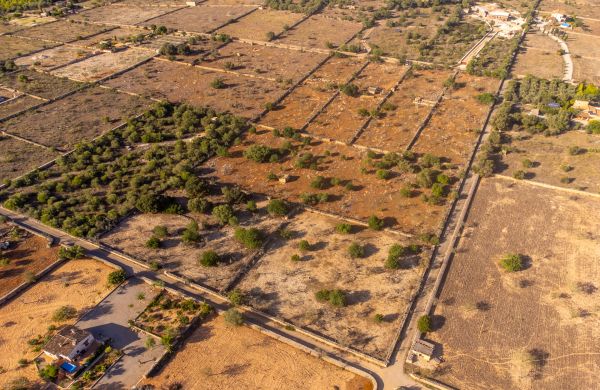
left=308, top=55, right=366, bottom=87
left=2, top=86, right=150, bottom=150
left=51, top=47, right=154, bottom=82
left=104, top=58, right=286, bottom=118
left=355, top=68, right=451, bottom=151
left=513, top=48, right=563, bottom=80
left=72, top=26, right=147, bottom=48
left=71, top=4, right=183, bottom=26
left=277, top=14, right=362, bottom=49
left=540, top=0, right=600, bottom=20
left=0, top=95, right=41, bottom=120
left=0, top=136, right=59, bottom=181
left=238, top=210, right=425, bottom=359
left=216, top=9, right=303, bottom=41
left=0, top=69, right=83, bottom=99
left=138, top=5, right=256, bottom=33
left=14, top=20, right=111, bottom=43
left=498, top=130, right=600, bottom=194
left=15, top=45, right=94, bottom=72
left=142, top=315, right=370, bottom=389
left=568, top=34, right=600, bottom=84
left=412, top=73, right=498, bottom=168
left=0, top=35, right=56, bottom=61
left=429, top=178, right=600, bottom=390
left=0, top=259, right=115, bottom=388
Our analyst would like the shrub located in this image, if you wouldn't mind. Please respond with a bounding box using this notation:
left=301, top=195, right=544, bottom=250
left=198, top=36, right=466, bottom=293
left=417, top=314, right=432, bottom=333
left=374, top=313, right=384, bottom=323
left=199, top=250, right=219, bottom=267
left=315, top=289, right=346, bottom=307
left=291, top=254, right=301, bottom=262
left=279, top=228, right=293, bottom=239
left=52, top=305, right=77, bottom=322
left=244, top=144, right=276, bottom=163
left=267, top=199, right=288, bottom=216
left=335, top=223, right=352, bottom=234
left=568, top=145, right=583, bottom=155
left=152, top=225, right=168, bottom=238
left=310, top=175, right=328, bottom=190
left=146, top=236, right=161, bottom=249
left=39, top=365, right=58, bottom=381
left=188, top=197, right=211, bottom=213
left=227, top=289, right=245, bottom=306
left=7, top=377, right=32, bottom=390
left=0, top=257, right=9, bottom=266
left=58, top=245, right=85, bottom=260
left=224, top=308, right=244, bottom=326
left=476, top=92, right=495, bottom=105
left=376, top=169, right=391, bottom=180
left=107, top=269, right=127, bottom=285
left=234, top=228, right=262, bottom=249
left=499, top=253, right=523, bottom=272
left=246, top=200, right=257, bottom=212
left=513, top=170, right=526, bottom=180
left=145, top=337, right=156, bottom=349
left=348, top=242, right=365, bottom=259
left=368, top=215, right=384, bottom=230
left=340, top=83, right=359, bottom=97
left=211, top=78, right=225, bottom=89
left=522, top=159, right=533, bottom=168
left=586, top=120, right=600, bottom=134
left=298, top=240, right=311, bottom=252
left=212, top=204, right=235, bottom=225
left=182, top=220, right=201, bottom=244
left=385, top=244, right=405, bottom=269
left=416, top=168, right=436, bottom=188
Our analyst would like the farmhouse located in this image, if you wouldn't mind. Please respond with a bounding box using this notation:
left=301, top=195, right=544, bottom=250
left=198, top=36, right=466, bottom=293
left=489, top=10, right=510, bottom=21
left=551, top=12, right=567, bottom=23
left=410, top=339, right=435, bottom=362
left=43, top=325, right=95, bottom=362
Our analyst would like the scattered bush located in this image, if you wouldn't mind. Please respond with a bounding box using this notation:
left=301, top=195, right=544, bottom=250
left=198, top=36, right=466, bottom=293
left=417, top=314, right=432, bottom=333
left=335, top=223, right=352, bottom=234
left=348, top=242, right=365, bottom=259
left=315, top=289, right=346, bottom=307
left=107, top=269, right=127, bottom=285
left=224, top=308, right=244, bottom=326
left=298, top=239, right=311, bottom=252
left=146, top=236, right=161, bottom=249
left=182, top=220, right=201, bottom=244
left=212, top=204, right=235, bottom=225
left=374, top=313, right=384, bottom=323
left=211, top=78, right=225, bottom=89
left=340, top=83, right=359, bottom=97
left=198, top=250, right=219, bottom=267
left=227, top=289, right=245, bottom=306
left=266, top=199, right=288, bottom=216
left=152, top=225, right=168, bottom=238
left=58, top=245, right=85, bottom=260
left=234, top=228, right=262, bottom=249
left=499, top=253, right=523, bottom=272
left=52, top=305, right=77, bottom=322
left=367, top=215, right=384, bottom=230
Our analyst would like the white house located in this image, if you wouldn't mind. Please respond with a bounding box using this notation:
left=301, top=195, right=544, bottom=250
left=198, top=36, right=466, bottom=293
left=43, top=326, right=95, bottom=362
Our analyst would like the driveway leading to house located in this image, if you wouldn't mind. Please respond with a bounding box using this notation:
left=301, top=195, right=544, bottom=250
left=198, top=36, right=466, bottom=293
left=76, top=277, right=165, bottom=389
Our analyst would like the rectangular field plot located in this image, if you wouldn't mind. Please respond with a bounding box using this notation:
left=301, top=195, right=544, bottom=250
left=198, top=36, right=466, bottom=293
left=0, top=35, right=56, bottom=61
left=141, top=32, right=217, bottom=53
left=513, top=34, right=564, bottom=80
left=71, top=26, right=148, bottom=48
left=428, top=178, right=600, bottom=390
left=14, top=20, right=112, bottom=43
left=104, top=59, right=286, bottom=118
left=0, top=95, right=42, bottom=119
left=277, top=14, right=362, bottom=49
left=51, top=47, right=154, bottom=82
left=208, top=130, right=451, bottom=235
left=71, top=4, right=183, bottom=26
left=2, top=87, right=150, bottom=150
left=0, top=259, right=114, bottom=388
left=568, top=35, right=600, bottom=84
left=540, top=1, right=600, bottom=20
left=15, top=45, right=94, bottom=71
left=200, top=41, right=326, bottom=83
left=0, top=136, right=59, bottom=181
left=139, top=5, right=256, bottom=33
left=307, top=55, right=366, bottom=86
left=259, top=82, right=334, bottom=129
left=355, top=69, right=451, bottom=151
left=216, top=9, right=303, bottom=40
left=0, top=69, right=83, bottom=99
left=497, top=130, right=600, bottom=194
left=141, top=316, right=368, bottom=390
left=237, top=210, right=425, bottom=359
left=412, top=74, right=498, bottom=167
left=101, top=198, right=281, bottom=292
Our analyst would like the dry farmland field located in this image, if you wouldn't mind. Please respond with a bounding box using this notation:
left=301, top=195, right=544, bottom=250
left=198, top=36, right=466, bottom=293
left=567, top=34, right=600, bottom=84
left=104, top=58, right=286, bottom=118
left=513, top=31, right=564, bottom=80
left=142, top=315, right=372, bottom=390
left=102, top=197, right=282, bottom=291
left=199, top=41, right=327, bottom=84
left=540, top=0, right=600, bottom=20
left=1, top=86, right=150, bottom=150
left=0, top=224, right=59, bottom=296
left=308, top=55, right=366, bottom=86
left=412, top=73, right=499, bottom=167
left=498, top=130, right=600, bottom=194
left=208, top=129, right=451, bottom=235
left=277, top=14, right=363, bottom=49
left=0, top=69, right=83, bottom=100
left=355, top=68, right=451, bottom=151
left=0, top=95, right=42, bottom=120
left=0, top=35, right=56, bottom=61
left=0, top=136, right=59, bottom=181
left=0, top=259, right=115, bottom=388
left=72, top=26, right=148, bottom=48
left=15, top=45, right=94, bottom=72
left=216, top=9, right=304, bottom=41
left=144, top=33, right=219, bottom=55
left=237, top=209, right=425, bottom=359
left=139, top=5, right=256, bottom=33
left=71, top=4, right=184, bottom=26
left=428, top=177, right=600, bottom=390
left=51, top=47, right=154, bottom=82
left=13, top=20, right=111, bottom=43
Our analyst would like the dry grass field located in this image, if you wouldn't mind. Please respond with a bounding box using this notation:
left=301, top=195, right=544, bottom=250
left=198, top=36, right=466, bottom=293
left=139, top=5, right=256, bottom=33
left=0, top=69, right=83, bottom=99
left=498, top=130, right=600, bottom=194
left=1, top=86, right=149, bottom=150
left=0, top=35, right=56, bottom=61
left=51, top=47, right=154, bottom=82
left=0, top=224, right=59, bottom=296
left=277, top=14, right=363, bottom=49
left=14, top=20, right=111, bottom=43
left=565, top=34, right=600, bottom=84
left=540, top=0, right=600, bottom=20
left=308, top=55, right=366, bottom=86
left=0, top=136, right=59, bottom=181
left=216, top=9, right=303, bottom=41
left=142, top=315, right=372, bottom=390
left=429, top=177, right=600, bottom=389
left=15, top=45, right=94, bottom=71
left=72, top=26, right=147, bottom=48
left=71, top=4, right=184, bottom=26
left=0, top=95, right=41, bottom=120
left=104, top=58, right=286, bottom=118
left=0, top=259, right=115, bottom=388
left=513, top=30, right=564, bottom=79
left=238, top=210, right=424, bottom=359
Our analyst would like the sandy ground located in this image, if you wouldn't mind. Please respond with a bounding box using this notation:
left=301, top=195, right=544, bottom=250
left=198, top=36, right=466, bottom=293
left=14, top=20, right=111, bottom=43
left=138, top=5, right=255, bottom=33
left=142, top=315, right=372, bottom=390
left=0, top=95, right=41, bottom=120
left=0, top=69, right=83, bottom=100
left=71, top=4, right=183, bottom=26
left=15, top=45, right=94, bottom=71
left=237, top=210, right=425, bottom=359
left=0, top=259, right=115, bottom=387
left=277, top=14, right=362, bottom=49
left=216, top=9, right=303, bottom=41
left=429, top=178, right=600, bottom=389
